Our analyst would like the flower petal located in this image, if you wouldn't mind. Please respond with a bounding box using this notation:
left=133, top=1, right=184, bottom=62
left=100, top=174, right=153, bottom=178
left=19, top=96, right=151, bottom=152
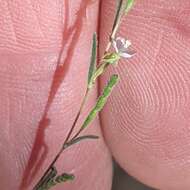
left=124, top=40, right=131, bottom=48
left=119, top=50, right=136, bottom=58
left=115, top=37, right=125, bottom=50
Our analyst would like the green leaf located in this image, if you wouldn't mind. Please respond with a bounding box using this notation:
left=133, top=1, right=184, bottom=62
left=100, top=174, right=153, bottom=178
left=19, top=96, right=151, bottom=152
left=90, top=54, right=120, bottom=87
left=64, top=135, right=99, bottom=149
left=81, top=74, right=119, bottom=130
left=55, top=173, right=75, bottom=183
left=36, top=171, right=74, bottom=190
left=125, top=0, right=135, bottom=14
left=88, top=33, right=97, bottom=88
left=34, top=167, right=57, bottom=190
left=44, top=179, right=56, bottom=190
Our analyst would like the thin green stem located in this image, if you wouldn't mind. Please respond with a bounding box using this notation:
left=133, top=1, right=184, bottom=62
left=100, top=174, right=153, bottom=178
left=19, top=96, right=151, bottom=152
left=70, top=74, right=119, bottom=141
left=64, top=88, right=90, bottom=143
left=33, top=2, right=125, bottom=187
left=105, top=0, right=127, bottom=54
left=33, top=89, right=89, bottom=190
left=67, top=0, right=127, bottom=144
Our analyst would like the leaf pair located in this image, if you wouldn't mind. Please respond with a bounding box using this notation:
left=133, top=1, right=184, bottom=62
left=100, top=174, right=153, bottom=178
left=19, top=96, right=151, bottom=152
left=35, top=166, right=74, bottom=190
left=41, top=173, right=74, bottom=190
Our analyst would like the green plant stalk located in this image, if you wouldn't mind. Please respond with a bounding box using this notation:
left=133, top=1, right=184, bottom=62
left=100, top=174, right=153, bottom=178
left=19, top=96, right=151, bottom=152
left=34, top=57, right=118, bottom=190
left=33, top=0, right=135, bottom=189
left=105, top=0, right=135, bottom=53
left=34, top=29, right=119, bottom=190
left=33, top=88, right=89, bottom=190
left=105, top=0, right=125, bottom=53
left=70, top=75, right=119, bottom=141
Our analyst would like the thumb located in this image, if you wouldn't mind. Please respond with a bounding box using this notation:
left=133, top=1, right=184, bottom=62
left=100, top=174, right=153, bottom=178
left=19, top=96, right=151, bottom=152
left=100, top=0, right=190, bottom=190
left=0, top=1, right=112, bottom=190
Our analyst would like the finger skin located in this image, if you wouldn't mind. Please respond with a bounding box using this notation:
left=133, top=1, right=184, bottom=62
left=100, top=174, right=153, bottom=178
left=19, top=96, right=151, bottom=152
left=100, top=1, right=190, bottom=189
left=0, top=1, right=112, bottom=190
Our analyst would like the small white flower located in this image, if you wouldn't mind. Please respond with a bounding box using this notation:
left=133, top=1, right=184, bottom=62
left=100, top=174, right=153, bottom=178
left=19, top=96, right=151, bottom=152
left=112, top=37, right=135, bottom=58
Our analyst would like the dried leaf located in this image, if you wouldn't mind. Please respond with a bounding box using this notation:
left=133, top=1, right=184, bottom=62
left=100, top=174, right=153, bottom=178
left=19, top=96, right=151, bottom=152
left=34, top=167, right=57, bottom=190
left=36, top=172, right=74, bottom=190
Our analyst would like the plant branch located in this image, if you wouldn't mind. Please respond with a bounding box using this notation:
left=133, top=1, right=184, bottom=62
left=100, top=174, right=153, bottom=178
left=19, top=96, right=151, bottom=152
left=33, top=88, right=89, bottom=190
left=33, top=1, right=135, bottom=189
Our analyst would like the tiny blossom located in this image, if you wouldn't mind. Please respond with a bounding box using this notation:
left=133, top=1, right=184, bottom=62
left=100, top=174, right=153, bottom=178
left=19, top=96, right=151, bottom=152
left=112, top=37, right=135, bottom=58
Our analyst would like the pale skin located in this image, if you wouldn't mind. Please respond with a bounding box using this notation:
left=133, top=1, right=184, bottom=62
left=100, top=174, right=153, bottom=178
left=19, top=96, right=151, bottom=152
left=0, top=0, right=190, bottom=190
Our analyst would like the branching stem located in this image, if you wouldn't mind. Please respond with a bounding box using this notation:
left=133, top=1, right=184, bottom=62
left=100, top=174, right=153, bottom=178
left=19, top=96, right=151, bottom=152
left=33, top=1, right=134, bottom=189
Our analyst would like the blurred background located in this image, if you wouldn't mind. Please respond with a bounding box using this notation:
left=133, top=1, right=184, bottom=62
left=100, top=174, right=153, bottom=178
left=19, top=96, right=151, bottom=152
left=112, top=162, right=156, bottom=190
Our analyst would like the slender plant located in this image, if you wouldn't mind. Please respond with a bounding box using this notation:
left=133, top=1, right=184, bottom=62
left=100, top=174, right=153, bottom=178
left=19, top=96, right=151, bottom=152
left=33, top=0, right=135, bottom=189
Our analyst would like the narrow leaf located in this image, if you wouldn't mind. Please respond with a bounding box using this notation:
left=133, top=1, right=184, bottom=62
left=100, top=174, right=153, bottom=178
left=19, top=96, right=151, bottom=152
left=44, top=179, right=56, bottom=190
left=43, top=167, right=57, bottom=187
left=64, top=135, right=99, bottom=149
left=34, top=167, right=57, bottom=190
left=125, top=0, right=135, bottom=14
left=88, top=33, right=97, bottom=88
left=38, top=172, right=74, bottom=190
left=55, top=173, right=75, bottom=183
left=81, top=74, right=119, bottom=130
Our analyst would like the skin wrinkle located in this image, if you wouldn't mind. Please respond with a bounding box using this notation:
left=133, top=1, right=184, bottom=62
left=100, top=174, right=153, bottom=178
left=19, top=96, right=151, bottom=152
left=0, top=54, right=57, bottom=189
left=6, top=0, right=43, bottom=49
left=0, top=0, right=63, bottom=53
left=6, top=1, right=18, bottom=45
left=28, top=0, right=46, bottom=39
left=6, top=92, right=11, bottom=140
left=152, top=29, right=163, bottom=67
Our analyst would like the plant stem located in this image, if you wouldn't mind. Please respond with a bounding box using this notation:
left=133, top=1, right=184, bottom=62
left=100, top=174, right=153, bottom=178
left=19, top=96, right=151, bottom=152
left=105, top=0, right=126, bottom=53
left=33, top=88, right=90, bottom=190
left=64, top=88, right=90, bottom=143
left=34, top=15, right=119, bottom=188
